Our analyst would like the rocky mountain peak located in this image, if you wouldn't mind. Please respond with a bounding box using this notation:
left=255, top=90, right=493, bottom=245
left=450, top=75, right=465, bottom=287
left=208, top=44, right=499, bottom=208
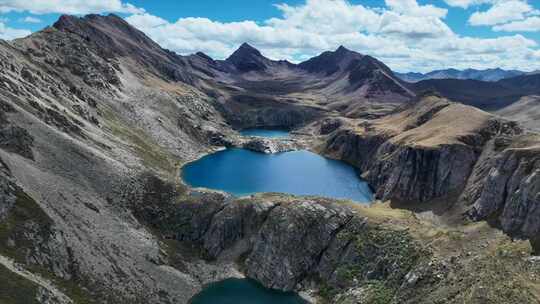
left=238, top=42, right=261, bottom=53
left=195, top=51, right=215, bottom=62
left=225, top=42, right=272, bottom=72
left=298, top=45, right=363, bottom=75
left=53, top=13, right=131, bottom=35
left=335, top=45, right=350, bottom=54
left=48, top=13, right=201, bottom=82
left=227, top=43, right=264, bottom=60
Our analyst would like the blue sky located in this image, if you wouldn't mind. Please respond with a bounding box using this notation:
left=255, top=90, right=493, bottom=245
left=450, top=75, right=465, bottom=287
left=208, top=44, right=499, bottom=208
left=0, top=0, right=539, bottom=72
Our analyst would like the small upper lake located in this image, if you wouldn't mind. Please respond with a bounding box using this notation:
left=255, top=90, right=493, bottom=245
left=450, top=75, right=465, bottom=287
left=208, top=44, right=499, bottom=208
left=190, top=279, right=307, bottom=304
left=240, top=128, right=289, bottom=138
left=182, top=148, right=373, bottom=203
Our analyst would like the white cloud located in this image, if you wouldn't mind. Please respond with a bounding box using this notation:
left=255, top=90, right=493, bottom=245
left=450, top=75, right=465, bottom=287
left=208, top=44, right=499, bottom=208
left=267, top=0, right=381, bottom=34
left=379, top=12, right=453, bottom=38
left=0, top=21, right=30, bottom=39
left=20, top=16, right=42, bottom=23
left=385, top=0, right=447, bottom=18
left=0, top=0, right=143, bottom=15
left=126, top=0, right=453, bottom=61
left=469, top=1, right=535, bottom=26
left=124, top=13, right=167, bottom=28
left=126, top=0, right=539, bottom=72
left=443, top=0, right=493, bottom=9
left=493, top=16, right=540, bottom=31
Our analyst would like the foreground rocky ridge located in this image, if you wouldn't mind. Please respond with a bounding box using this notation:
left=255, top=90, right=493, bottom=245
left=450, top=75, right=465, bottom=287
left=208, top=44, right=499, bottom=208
left=0, top=13, right=539, bottom=304
left=133, top=187, right=540, bottom=304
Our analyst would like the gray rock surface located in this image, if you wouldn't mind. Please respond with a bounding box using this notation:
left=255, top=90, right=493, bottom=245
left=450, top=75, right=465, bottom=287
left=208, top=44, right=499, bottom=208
left=322, top=97, right=523, bottom=204
left=464, top=135, right=540, bottom=240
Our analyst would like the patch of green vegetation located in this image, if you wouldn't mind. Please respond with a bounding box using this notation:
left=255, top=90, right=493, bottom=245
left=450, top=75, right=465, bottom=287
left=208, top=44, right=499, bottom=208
left=101, top=107, right=173, bottom=173
left=363, top=281, right=395, bottom=304
left=350, top=227, right=427, bottom=286
left=0, top=187, right=53, bottom=264
left=458, top=255, right=539, bottom=304
left=0, top=187, right=96, bottom=304
left=32, top=267, right=95, bottom=304
left=320, top=225, right=430, bottom=303
left=318, top=281, right=338, bottom=302
left=0, top=264, right=40, bottom=304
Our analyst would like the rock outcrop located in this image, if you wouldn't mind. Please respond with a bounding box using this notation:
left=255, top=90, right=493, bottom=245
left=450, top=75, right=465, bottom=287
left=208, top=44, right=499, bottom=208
left=239, top=137, right=300, bottom=153
left=321, top=96, right=540, bottom=248
left=133, top=191, right=429, bottom=297
left=323, top=96, right=522, bottom=204
left=463, top=134, right=540, bottom=240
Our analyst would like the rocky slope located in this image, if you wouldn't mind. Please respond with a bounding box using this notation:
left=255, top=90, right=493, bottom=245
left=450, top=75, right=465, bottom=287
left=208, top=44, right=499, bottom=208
left=0, top=13, right=539, bottom=304
left=134, top=190, right=540, bottom=304
left=0, top=13, right=237, bottom=304
left=495, top=95, right=540, bottom=131
left=319, top=95, right=540, bottom=251
left=321, top=96, right=522, bottom=202
left=463, top=134, right=540, bottom=241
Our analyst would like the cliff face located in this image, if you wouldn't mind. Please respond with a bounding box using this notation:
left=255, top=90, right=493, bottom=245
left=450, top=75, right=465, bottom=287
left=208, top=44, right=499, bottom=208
left=132, top=191, right=429, bottom=296
left=464, top=135, right=540, bottom=240
left=322, top=96, right=522, bottom=204
left=321, top=96, right=540, bottom=247
left=132, top=189, right=540, bottom=304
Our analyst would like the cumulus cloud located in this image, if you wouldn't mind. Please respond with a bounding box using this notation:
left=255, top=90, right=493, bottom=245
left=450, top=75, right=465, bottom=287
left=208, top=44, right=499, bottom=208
left=379, top=12, right=453, bottom=39
left=443, top=0, right=493, bottom=9
left=469, top=0, right=535, bottom=26
left=0, top=0, right=144, bottom=15
left=267, top=0, right=381, bottom=34
left=493, top=16, right=540, bottom=31
left=124, top=0, right=540, bottom=72
left=126, top=0, right=455, bottom=60
left=20, top=16, right=42, bottom=23
left=0, top=21, right=30, bottom=39
left=385, top=0, right=447, bottom=18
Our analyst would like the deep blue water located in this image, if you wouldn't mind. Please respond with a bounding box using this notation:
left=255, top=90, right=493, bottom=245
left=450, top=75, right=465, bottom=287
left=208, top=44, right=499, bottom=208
left=190, top=279, right=307, bottom=304
left=240, top=129, right=289, bottom=138
left=182, top=148, right=373, bottom=203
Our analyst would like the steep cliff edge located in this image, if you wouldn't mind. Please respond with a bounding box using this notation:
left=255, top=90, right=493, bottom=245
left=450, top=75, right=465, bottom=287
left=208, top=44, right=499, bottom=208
left=322, top=96, right=521, bottom=204
left=463, top=134, right=540, bottom=244
left=321, top=95, right=540, bottom=248
left=131, top=188, right=540, bottom=304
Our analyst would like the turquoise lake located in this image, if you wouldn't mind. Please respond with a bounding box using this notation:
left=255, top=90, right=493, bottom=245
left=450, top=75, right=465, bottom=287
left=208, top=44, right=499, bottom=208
left=190, top=279, right=307, bottom=304
left=182, top=148, right=373, bottom=203
left=240, top=128, right=289, bottom=138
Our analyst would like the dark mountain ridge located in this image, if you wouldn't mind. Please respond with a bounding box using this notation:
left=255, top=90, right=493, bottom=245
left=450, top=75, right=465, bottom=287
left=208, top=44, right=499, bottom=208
left=224, top=42, right=294, bottom=73
left=298, top=45, right=363, bottom=75
left=397, top=67, right=528, bottom=82
left=411, top=73, right=540, bottom=110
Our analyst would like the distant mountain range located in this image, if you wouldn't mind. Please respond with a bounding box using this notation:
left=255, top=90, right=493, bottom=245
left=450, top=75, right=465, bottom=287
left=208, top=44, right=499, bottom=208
left=396, top=68, right=536, bottom=82
left=50, top=13, right=536, bottom=114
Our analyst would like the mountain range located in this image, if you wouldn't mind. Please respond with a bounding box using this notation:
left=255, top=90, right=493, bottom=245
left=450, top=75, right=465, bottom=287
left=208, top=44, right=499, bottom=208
left=0, top=13, right=539, bottom=304
left=396, top=68, right=533, bottom=82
